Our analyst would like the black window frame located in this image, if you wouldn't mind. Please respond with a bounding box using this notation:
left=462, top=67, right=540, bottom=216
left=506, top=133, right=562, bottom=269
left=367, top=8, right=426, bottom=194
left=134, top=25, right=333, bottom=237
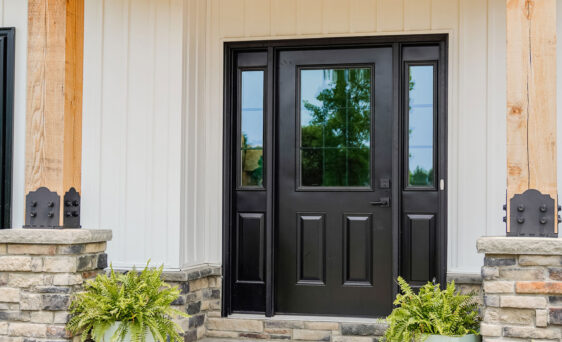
left=237, top=67, right=267, bottom=190
left=0, top=27, right=15, bottom=229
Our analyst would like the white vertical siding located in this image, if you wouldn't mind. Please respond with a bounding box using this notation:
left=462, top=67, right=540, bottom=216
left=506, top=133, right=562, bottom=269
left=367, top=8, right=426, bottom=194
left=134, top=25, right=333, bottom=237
left=180, top=0, right=208, bottom=267
left=82, top=0, right=183, bottom=270
left=77, top=0, right=560, bottom=273
left=456, top=0, right=489, bottom=272
left=1, top=1, right=27, bottom=230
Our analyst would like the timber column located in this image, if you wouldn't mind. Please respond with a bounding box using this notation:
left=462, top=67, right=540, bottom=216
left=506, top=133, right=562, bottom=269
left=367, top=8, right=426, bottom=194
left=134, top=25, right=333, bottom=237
left=25, top=0, right=84, bottom=228
left=505, top=0, right=559, bottom=236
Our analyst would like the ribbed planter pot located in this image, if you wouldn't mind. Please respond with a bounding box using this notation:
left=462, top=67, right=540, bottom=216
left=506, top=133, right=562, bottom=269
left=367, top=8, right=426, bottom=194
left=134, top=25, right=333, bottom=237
left=424, top=334, right=481, bottom=342
left=101, top=322, right=155, bottom=342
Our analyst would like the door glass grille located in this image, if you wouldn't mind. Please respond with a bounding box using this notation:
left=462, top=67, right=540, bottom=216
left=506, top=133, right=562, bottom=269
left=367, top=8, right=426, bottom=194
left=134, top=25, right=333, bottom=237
left=299, top=67, right=372, bottom=187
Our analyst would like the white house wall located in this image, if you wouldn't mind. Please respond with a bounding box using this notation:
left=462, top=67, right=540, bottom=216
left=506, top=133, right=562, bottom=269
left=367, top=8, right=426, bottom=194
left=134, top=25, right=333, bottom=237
left=1, top=0, right=27, bottom=240
left=81, top=0, right=184, bottom=270
left=3, top=0, right=530, bottom=272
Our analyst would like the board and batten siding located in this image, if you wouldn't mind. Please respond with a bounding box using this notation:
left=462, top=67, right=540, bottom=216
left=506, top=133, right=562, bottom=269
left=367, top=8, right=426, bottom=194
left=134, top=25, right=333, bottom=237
left=81, top=0, right=184, bottom=269
left=71, top=0, right=553, bottom=273
left=0, top=0, right=27, bottom=238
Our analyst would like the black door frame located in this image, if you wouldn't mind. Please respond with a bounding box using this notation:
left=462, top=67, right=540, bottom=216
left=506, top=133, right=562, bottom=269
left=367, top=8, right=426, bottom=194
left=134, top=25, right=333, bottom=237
left=0, top=28, right=15, bottom=229
left=222, top=34, right=448, bottom=317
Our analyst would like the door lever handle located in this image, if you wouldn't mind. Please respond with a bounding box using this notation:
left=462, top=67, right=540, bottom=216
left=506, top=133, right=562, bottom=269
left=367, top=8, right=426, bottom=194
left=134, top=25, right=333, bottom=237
left=369, top=197, right=390, bottom=208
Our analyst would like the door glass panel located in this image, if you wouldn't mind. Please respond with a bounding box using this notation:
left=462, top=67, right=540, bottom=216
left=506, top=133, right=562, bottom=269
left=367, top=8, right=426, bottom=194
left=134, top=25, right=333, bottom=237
left=300, top=68, right=371, bottom=187
left=407, top=65, right=434, bottom=187
left=240, top=70, right=264, bottom=187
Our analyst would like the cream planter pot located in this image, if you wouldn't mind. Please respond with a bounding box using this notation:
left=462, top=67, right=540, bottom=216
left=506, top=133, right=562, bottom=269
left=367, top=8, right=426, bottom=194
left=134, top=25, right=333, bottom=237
left=102, top=322, right=155, bottom=342
left=424, top=335, right=481, bottom=342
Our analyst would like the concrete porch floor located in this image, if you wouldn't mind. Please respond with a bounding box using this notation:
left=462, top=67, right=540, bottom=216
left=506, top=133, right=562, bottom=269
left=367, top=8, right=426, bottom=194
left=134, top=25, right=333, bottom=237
left=203, top=313, right=387, bottom=341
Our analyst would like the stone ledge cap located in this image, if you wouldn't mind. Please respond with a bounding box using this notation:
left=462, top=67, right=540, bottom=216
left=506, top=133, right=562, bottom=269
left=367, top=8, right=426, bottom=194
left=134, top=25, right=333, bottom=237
left=477, top=236, right=562, bottom=255
left=0, top=229, right=112, bottom=244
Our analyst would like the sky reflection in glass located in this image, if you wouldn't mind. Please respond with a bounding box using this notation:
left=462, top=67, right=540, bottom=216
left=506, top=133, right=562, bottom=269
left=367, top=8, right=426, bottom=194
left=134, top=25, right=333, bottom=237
left=408, top=65, right=434, bottom=187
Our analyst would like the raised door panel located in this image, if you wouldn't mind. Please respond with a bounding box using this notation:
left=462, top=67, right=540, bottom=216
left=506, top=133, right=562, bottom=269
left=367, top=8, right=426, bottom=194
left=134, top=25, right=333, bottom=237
left=297, top=213, right=326, bottom=284
left=236, top=213, right=265, bottom=283
left=343, top=214, right=373, bottom=285
left=401, top=214, right=436, bottom=284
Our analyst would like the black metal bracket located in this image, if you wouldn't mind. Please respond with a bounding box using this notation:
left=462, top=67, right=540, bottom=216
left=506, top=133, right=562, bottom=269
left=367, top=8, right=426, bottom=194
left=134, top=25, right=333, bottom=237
left=504, top=189, right=559, bottom=237
left=63, top=187, right=81, bottom=228
left=24, top=187, right=61, bottom=228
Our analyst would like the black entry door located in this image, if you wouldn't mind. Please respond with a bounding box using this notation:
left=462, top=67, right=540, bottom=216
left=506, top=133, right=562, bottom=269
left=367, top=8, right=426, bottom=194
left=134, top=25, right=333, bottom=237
left=223, top=36, right=448, bottom=318
left=276, top=48, right=393, bottom=316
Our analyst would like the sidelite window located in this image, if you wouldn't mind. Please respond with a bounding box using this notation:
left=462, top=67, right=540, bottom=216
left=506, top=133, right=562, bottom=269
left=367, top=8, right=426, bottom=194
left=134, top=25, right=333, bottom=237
left=407, top=64, right=435, bottom=187
left=299, top=67, right=372, bottom=187
left=240, top=70, right=265, bottom=187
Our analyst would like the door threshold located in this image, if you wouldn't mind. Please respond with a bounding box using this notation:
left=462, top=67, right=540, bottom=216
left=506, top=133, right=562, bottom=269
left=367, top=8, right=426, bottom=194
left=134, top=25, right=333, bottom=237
left=228, top=313, right=386, bottom=323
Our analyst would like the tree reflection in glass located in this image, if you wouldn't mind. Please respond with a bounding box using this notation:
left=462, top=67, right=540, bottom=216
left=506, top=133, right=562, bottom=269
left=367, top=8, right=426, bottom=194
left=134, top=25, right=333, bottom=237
left=300, top=68, right=371, bottom=187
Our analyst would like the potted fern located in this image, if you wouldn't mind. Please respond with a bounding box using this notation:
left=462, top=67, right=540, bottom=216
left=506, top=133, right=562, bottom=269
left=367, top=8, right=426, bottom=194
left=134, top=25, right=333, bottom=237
left=67, top=264, right=189, bottom=342
left=383, top=277, right=480, bottom=342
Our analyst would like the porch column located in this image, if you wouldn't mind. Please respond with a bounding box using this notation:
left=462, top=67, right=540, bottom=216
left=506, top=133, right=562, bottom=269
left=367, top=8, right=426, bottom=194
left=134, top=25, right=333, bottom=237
left=24, top=0, right=84, bottom=228
left=506, top=0, right=558, bottom=236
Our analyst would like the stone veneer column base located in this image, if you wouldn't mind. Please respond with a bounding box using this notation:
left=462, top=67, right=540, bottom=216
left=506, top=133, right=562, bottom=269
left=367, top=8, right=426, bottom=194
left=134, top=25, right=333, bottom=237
left=164, top=270, right=480, bottom=341
left=0, top=228, right=112, bottom=342
left=478, top=237, right=562, bottom=341
left=160, top=266, right=222, bottom=342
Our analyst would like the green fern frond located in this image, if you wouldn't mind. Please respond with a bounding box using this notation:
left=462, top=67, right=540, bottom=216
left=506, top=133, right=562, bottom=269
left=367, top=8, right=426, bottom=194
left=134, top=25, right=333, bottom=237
left=67, top=263, right=190, bottom=342
left=382, top=277, right=480, bottom=341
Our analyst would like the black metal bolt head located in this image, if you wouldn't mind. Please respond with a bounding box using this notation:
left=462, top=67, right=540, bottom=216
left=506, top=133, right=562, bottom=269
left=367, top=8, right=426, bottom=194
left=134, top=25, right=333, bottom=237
left=540, top=204, right=548, bottom=212
left=31, top=201, right=37, bottom=207
left=71, top=211, right=79, bottom=217
left=503, top=216, right=507, bottom=222
left=540, top=217, right=547, bottom=224
left=47, top=212, right=54, bottom=218
left=518, top=205, right=525, bottom=212
left=47, top=201, right=54, bottom=208
left=30, top=212, right=36, bottom=217
left=517, top=217, right=525, bottom=224
left=72, top=200, right=80, bottom=207
left=66, top=211, right=72, bottom=217
left=503, top=204, right=507, bottom=211
left=65, top=200, right=72, bottom=207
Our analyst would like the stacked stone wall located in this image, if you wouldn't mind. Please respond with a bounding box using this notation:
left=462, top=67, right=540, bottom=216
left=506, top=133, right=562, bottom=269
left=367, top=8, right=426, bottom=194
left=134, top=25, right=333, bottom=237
left=162, top=266, right=221, bottom=342
left=478, top=237, right=562, bottom=341
left=204, top=316, right=389, bottom=341
left=0, top=229, right=111, bottom=342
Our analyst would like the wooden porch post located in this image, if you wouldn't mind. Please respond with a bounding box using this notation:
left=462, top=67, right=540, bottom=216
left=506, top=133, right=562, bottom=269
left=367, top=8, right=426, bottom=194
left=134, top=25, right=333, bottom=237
left=506, top=0, right=558, bottom=236
left=25, top=0, right=84, bottom=228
